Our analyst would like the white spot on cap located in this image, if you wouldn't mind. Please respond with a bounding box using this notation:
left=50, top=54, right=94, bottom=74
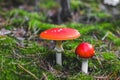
left=59, top=28, right=63, bottom=30
left=58, top=28, right=63, bottom=32
left=54, top=30, right=56, bottom=32
left=44, top=31, right=47, bottom=33
left=58, top=30, right=60, bottom=32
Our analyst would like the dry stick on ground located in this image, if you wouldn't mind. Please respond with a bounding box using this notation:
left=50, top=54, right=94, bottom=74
left=40, top=73, right=48, bottom=80
left=94, top=71, right=119, bottom=80
left=116, top=77, right=120, bottom=80
left=17, top=63, right=39, bottom=80
left=94, top=76, right=109, bottom=80
left=96, top=55, right=103, bottom=69
left=108, top=72, right=118, bottom=79
left=39, top=59, right=65, bottom=78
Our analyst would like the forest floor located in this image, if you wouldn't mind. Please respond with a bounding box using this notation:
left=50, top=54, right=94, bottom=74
left=0, top=0, right=120, bottom=80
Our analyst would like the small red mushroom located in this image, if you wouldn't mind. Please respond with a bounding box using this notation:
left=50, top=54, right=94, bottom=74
left=40, top=27, right=80, bottom=65
left=75, top=42, right=95, bottom=74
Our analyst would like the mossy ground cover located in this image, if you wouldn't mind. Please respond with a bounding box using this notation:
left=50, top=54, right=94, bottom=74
left=0, top=0, right=120, bottom=80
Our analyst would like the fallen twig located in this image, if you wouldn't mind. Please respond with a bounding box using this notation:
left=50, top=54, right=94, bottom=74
left=39, top=59, right=65, bottom=78
left=40, top=73, right=48, bottom=80
left=94, top=76, right=109, bottom=80
left=17, top=63, right=39, bottom=80
left=116, top=77, right=120, bottom=80
left=102, top=31, right=109, bottom=40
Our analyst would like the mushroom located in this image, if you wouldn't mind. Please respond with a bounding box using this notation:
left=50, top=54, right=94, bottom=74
left=75, top=42, right=95, bottom=74
left=40, top=27, right=80, bottom=65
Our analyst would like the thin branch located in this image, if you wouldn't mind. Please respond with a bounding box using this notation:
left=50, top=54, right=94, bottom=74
left=17, top=63, right=39, bottom=80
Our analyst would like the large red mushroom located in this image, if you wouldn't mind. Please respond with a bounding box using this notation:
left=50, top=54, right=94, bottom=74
left=40, top=27, right=80, bottom=65
left=75, top=42, right=95, bottom=74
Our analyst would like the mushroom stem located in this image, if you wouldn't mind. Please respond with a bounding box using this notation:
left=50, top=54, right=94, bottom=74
left=54, top=41, right=64, bottom=65
left=56, top=52, right=62, bottom=65
left=81, top=58, right=88, bottom=74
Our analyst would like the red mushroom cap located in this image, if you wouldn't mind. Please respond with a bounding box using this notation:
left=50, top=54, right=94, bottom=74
left=75, top=42, right=95, bottom=58
left=40, top=27, right=80, bottom=40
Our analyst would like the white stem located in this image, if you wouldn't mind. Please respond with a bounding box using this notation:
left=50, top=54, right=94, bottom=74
left=56, top=52, right=62, bottom=65
left=81, top=59, right=88, bottom=74
left=54, top=41, right=63, bottom=66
